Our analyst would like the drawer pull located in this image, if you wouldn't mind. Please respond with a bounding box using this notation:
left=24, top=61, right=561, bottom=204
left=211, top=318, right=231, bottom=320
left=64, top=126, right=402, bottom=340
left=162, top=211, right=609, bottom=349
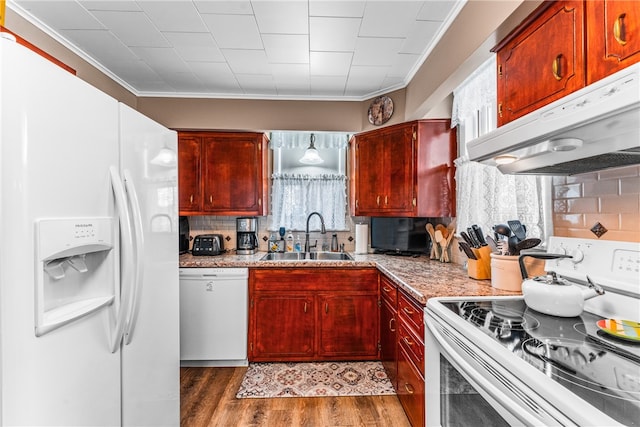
left=403, top=336, right=414, bottom=346
left=614, top=13, right=627, bottom=46
left=402, top=307, right=415, bottom=316
left=325, top=303, right=329, bottom=314
left=304, top=302, right=307, bottom=313
left=382, top=286, right=393, bottom=293
left=404, top=383, right=415, bottom=394
left=389, top=318, right=396, bottom=332
left=552, top=54, right=563, bottom=81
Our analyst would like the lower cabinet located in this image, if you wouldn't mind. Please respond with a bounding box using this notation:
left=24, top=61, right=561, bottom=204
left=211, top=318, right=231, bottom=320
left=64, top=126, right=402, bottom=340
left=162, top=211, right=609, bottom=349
left=249, top=268, right=379, bottom=362
left=380, top=273, right=426, bottom=427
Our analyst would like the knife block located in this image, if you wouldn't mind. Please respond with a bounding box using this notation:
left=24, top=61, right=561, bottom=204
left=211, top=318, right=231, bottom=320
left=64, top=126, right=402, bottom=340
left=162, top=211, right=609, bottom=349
left=467, top=246, right=492, bottom=280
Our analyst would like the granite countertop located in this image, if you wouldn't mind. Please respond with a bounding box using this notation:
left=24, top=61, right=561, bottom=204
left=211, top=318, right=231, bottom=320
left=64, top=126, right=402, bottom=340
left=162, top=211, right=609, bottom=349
left=179, top=252, right=520, bottom=305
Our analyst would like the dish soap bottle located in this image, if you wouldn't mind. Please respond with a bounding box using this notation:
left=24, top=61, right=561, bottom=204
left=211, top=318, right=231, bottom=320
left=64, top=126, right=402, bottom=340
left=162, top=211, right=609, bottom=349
left=331, top=233, right=338, bottom=252
left=294, top=235, right=302, bottom=253
left=286, top=232, right=294, bottom=252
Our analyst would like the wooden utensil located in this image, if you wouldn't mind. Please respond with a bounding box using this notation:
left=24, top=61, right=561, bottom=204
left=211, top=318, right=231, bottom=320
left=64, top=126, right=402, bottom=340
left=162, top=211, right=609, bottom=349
left=425, top=223, right=441, bottom=260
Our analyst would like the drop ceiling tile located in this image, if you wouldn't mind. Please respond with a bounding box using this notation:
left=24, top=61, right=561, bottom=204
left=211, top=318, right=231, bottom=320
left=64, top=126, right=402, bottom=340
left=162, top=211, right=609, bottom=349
left=222, top=49, right=270, bottom=74
left=235, top=74, right=277, bottom=95
left=188, top=62, right=238, bottom=86
left=193, top=1, right=253, bottom=15
left=309, top=17, right=360, bottom=51
left=352, top=37, right=404, bottom=66
left=310, top=51, right=352, bottom=76
left=359, top=2, right=424, bottom=38
left=80, top=1, right=141, bottom=12
left=202, top=14, right=263, bottom=49
left=388, top=53, right=420, bottom=77
left=310, top=75, right=347, bottom=96
left=90, top=10, right=169, bottom=47
left=271, top=63, right=310, bottom=79
left=130, top=47, right=190, bottom=73
left=346, top=65, right=388, bottom=92
left=417, top=1, right=456, bottom=21
left=17, top=0, right=103, bottom=30
left=159, top=72, right=207, bottom=93
left=400, top=20, right=441, bottom=54
left=309, top=1, right=366, bottom=18
left=59, top=29, right=139, bottom=64
left=163, top=32, right=225, bottom=62
left=137, top=1, right=209, bottom=32
left=252, top=1, right=308, bottom=34
left=263, top=34, right=309, bottom=64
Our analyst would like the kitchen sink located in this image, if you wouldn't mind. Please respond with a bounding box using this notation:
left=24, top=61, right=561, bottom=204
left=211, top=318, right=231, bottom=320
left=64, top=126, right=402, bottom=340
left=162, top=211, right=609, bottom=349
left=259, top=252, right=353, bottom=261
left=307, top=252, right=353, bottom=261
left=260, top=252, right=306, bottom=261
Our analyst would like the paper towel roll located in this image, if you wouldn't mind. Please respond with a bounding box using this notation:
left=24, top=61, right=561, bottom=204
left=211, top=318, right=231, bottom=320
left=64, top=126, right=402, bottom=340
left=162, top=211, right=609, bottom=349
left=355, top=224, right=368, bottom=254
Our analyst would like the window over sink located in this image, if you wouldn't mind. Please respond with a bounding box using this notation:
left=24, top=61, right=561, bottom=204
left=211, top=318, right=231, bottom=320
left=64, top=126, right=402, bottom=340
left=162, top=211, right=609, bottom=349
left=268, top=131, right=350, bottom=231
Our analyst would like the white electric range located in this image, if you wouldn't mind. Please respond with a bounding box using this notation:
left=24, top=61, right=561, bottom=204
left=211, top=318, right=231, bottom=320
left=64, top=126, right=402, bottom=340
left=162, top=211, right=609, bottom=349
left=425, top=236, right=640, bottom=426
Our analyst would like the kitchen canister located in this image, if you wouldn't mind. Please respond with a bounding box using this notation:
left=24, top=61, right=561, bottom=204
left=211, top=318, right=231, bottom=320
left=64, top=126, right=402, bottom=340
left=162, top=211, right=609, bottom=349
left=355, top=223, right=368, bottom=254
left=490, top=253, right=546, bottom=291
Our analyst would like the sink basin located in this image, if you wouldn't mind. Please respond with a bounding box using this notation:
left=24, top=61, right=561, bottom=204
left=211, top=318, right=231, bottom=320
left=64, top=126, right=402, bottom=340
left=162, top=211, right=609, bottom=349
left=259, top=252, right=353, bottom=261
left=307, top=252, right=354, bottom=261
left=260, top=252, right=306, bottom=261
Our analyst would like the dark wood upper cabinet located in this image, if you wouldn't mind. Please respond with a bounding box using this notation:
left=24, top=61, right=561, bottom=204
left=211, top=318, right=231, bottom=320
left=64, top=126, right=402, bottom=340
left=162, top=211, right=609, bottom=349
left=586, top=0, right=640, bottom=84
left=494, top=0, right=640, bottom=127
left=494, top=1, right=586, bottom=126
left=177, top=131, right=269, bottom=216
left=350, top=120, right=456, bottom=218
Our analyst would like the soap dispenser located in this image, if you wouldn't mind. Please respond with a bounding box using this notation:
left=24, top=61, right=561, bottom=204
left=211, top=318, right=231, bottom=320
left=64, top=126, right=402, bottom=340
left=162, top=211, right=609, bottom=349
left=331, top=234, right=338, bottom=252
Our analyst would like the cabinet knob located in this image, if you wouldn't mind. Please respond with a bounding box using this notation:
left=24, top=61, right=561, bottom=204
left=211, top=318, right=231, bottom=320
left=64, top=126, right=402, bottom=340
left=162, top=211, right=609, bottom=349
left=325, top=303, right=329, bottom=314
left=614, top=13, right=628, bottom=46
left=189, top=194, right=193, bottom=204
left=376, top=195, right=380, bottom=206
left=304, top=302, right=308, bottom=313
left=552, top=54, right=563, bottom=81
left=209, top=195, right=213, bottom=204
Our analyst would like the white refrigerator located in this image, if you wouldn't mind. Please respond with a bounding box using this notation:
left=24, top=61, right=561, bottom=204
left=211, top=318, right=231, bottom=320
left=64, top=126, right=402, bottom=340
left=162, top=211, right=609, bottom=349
left=0, top=33, right=179, bottom=426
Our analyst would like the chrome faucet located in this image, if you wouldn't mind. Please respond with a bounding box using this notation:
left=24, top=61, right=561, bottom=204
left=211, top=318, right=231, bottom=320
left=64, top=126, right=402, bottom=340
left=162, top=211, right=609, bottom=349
left=304, top=211, right=326, bottom=253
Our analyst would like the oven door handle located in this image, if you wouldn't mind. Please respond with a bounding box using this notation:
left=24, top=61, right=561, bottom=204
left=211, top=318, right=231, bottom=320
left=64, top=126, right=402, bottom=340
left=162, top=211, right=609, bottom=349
left=426, top=317, right=561, bottom=426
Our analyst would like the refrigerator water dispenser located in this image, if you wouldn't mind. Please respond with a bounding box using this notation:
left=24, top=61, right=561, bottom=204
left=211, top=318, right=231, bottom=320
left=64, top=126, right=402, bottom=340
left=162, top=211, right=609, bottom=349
left=35, top=218, right=117, bottom=336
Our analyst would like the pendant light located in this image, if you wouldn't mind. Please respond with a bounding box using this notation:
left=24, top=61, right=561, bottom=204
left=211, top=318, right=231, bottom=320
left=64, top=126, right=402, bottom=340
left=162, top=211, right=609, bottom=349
left=299, top=133, right=324, bottom=164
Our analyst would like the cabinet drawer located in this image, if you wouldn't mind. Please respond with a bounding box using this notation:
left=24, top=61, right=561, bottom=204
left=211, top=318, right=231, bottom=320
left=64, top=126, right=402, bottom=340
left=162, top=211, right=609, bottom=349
left=398, top=322, right=424, bottom=377
left=398, top=291, right=424, bottom=337
left=380, top=275, right=398, bottom=306
left=397, top=344, right=425, bottom=427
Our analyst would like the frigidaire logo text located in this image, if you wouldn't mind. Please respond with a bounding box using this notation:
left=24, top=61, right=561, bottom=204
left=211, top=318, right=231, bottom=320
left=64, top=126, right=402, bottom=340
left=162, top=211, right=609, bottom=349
left=75, top=223, right=93, bottom=228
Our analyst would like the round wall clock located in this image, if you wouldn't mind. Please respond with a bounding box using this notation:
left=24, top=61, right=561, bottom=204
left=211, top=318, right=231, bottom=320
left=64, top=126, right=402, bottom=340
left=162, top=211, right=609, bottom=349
left=367, top=95, right=394, bottom=126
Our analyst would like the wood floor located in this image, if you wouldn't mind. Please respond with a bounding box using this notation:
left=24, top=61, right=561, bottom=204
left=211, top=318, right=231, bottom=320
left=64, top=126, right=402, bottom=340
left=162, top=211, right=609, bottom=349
left=180, top=367, right=412, bottom=427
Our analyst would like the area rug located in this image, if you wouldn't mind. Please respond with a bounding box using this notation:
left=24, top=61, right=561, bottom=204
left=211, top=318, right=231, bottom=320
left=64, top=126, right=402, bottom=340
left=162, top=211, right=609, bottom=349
left=236, top=361, right=395, bottom=398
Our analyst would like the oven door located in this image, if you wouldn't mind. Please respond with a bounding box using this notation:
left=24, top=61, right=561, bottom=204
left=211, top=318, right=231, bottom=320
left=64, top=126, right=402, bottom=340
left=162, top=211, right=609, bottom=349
left=424, top=310, right=575, bottom=427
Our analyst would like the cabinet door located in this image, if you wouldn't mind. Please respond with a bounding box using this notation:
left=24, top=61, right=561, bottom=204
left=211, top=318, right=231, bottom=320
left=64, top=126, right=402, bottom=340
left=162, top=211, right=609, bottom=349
left=380, top=299, right=397, bottom=388
left=397, top=343, right=425, bottom=427
left=587, top=1, right=640, bottom=84
left=353, top=133, right=386, bottom=214
left=496, top=1, right=585, bottom=125
left=202, top=134, right=263, bottom=215
left=251, top=293, right=314, bottom=360
left=317, top=293, right=379, bottom=358
left=177, top=135, right=201, bottom=213
left=385, top=124, right=415, bottom=214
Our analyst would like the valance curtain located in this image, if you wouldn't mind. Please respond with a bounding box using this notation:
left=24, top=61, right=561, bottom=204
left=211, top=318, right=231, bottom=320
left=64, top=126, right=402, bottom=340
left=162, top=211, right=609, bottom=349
left=270, top=173, right=347, bottom=231
left=452, top=56, right=553, bottom=243
left=269, top=131, right=349, bottom=149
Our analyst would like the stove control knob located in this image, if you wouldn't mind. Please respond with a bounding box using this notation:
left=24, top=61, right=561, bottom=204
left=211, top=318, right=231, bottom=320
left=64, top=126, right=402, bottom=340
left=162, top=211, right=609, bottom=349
left=569, top=248, right=584, bottom=264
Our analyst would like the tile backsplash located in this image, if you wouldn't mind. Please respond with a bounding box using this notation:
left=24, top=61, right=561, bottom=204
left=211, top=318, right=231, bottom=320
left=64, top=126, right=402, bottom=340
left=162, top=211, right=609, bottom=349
left=186, top=215, right=369, bottom=253
left=552, top=165, right=640, bottom=242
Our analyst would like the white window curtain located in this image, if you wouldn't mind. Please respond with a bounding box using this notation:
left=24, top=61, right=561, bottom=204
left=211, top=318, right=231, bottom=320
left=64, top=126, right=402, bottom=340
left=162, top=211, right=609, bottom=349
left=453, top=57, right=553, bottom=243
left=270, top=173, right=347, bottom=231
left=269, top=131, right=349, bottom=149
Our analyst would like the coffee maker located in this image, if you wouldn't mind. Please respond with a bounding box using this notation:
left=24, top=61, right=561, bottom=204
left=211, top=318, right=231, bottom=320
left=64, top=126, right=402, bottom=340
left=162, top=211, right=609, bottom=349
left=236, top=217, right=258, bottom=255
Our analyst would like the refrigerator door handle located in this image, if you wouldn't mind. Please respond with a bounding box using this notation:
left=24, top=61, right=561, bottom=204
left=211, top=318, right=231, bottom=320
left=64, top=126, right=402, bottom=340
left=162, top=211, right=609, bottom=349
left=122, top=169, right=145, bottom=345
left=109, top=166, right=135, bottom=353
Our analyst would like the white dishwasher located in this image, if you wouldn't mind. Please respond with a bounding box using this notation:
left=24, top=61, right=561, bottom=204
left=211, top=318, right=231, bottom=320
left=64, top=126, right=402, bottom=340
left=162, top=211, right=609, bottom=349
left=179, top=268, right=248, bottom=367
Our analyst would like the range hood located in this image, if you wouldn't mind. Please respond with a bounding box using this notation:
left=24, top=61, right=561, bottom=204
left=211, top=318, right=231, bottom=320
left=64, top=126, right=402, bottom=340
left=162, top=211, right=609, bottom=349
left=467, top=63, right=640, bottom=175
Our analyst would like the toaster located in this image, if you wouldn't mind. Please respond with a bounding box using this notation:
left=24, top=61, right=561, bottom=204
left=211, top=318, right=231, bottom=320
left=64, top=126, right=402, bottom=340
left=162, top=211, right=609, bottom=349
left=191, top=234, right=224, bottom=256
